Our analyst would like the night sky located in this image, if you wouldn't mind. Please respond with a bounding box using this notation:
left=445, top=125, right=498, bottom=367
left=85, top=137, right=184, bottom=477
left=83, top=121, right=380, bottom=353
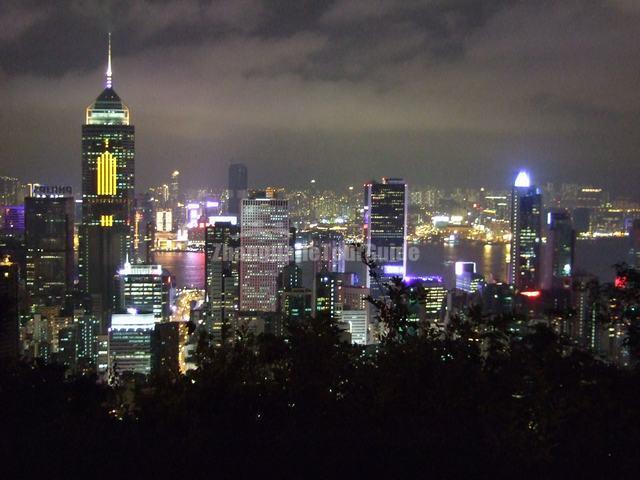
left=1, top=0, right=639, bottom=194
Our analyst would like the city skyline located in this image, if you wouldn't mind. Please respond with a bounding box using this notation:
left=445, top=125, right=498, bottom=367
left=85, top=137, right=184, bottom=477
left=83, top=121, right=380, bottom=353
left=1, top=1, right=640, bottom=195
left=3, top=5, right=640, bottom=475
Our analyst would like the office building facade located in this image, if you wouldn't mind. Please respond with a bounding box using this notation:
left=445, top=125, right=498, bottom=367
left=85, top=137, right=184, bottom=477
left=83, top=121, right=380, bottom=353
left=364, top=178, right=408, bottom=297
left=25, top=194, right=74, bottom=311
left=240, top=198, right=289, bottom=312
left=115, top=263, right=174, bottom=320
left=205, top=222, right=240, bottom=342
left=544, top=210, right=575, bottom=290
left=509, top=172, right=542, bottom=291
left=108, top=312, right=155, bottom=376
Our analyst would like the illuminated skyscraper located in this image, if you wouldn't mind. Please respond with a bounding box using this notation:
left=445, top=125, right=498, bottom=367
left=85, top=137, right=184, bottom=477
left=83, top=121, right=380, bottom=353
left=629, top=219, right=640, bottom=268
left=280, top=288, right=313, bottom=323
left=3, top=205, right=25, bottom=233
left=108, top=312, right=155, bottom=376
left=79, top=35, right=135, bottom=324
left=455, top=262, right=484, bottom=293
left=169, top=170, right=184, bottom=230
left=228, top=163, right=248, bottom=216
left=25, top=193, right=74, bottom=312
left=543, top=210, right=575, bottom=290
left=205, top=222, right=240, bottom=343
left=576, top=186, right=603, bottom=209
left=277, top=262, right=312, bottom=324
left=114, top=262, right=175, bottom=321
left=240, top=196, right=289, bottom=312
left=342, top=310, right=368, bottom=345
left=156, top=209, right=173, bottom=232
left=279, top=262, right=303, bottom=292
left=76, top=314, right=101, bottom=371
left=342, top=285, right=369, bottom=310
left=0, top=255, right=20, bottom=358
left=170, top=170, right=180, bottom=207
left=310, top=230, right=345, bottom=275
left=509, top=171, right=542, bottom=291
left=414, top=276, right=447, bottom=325
left=133, top=193, right=154, bottom=264
left=315, top=270, right=343, bottom=321
left=364, top=178, right=408, bottom=297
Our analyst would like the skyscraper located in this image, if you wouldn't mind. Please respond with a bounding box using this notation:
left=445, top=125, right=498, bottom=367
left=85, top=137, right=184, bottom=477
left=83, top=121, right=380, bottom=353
left=630, top=219, right=640, bottom=268
left=79, top=35, right=135, bottom=324
left=114, top=262, right=175, bottom=321
left=25, top=192, right=74, bottom=312
left=76, top=314, right=101, bottom=371
left=315, top=270, right=343, bottom=321
left=509, top=171, right=542, bottom=291
left=3, top=205, right=25, bottom=233
left=455, top=262, right=484, bottom=293
left=342, top=285, right=369, bottom=310
left=170, top=170, right=180, bottom=208
left=228, top=163, right=248, bottom=216
left=310, top=230, right=345, bottom=276
left=544, top=210, right=575, bottom=290
left=279, top=262, right=303, bottom=292
left=169, top=170, right=184, bottom=230
left=0, top=176, right=19, bottom=207
left=205, top=221, right=240, bottom=343
left=0, top=255, right=20, bottom=359
left=280, top=288, right=313, bottom=323
left=133, top=193, right=154, bottom=264
left=364, top=178, right=408, bottom=297
left=404, top=276, right=448, bottom=326
left=108, top=312, right=155, bottom=376
left=342, top=310, right=368, bottom=345
left=277, top=262, right=313, bottom=324
left=240, top=197, right=289, bottom=312
left=152, top=321, right=189, bottom=377
left=56, top=325, right=77, bottom=371
left=156, top=209, right=173, bottom=232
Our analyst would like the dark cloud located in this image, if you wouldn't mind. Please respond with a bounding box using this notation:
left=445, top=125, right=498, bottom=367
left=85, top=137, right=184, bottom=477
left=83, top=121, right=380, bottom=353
left=0, top=0, right=639, bottom=194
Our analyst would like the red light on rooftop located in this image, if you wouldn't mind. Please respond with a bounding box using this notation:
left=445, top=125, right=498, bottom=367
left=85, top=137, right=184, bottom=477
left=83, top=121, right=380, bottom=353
left=615, top=276, right=627, bottom=289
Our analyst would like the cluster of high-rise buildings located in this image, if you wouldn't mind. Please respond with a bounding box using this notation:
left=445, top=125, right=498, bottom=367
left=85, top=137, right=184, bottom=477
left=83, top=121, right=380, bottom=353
left=0, top=40, right=178, bottom=377
left=1, top=37, right=640, bottom=378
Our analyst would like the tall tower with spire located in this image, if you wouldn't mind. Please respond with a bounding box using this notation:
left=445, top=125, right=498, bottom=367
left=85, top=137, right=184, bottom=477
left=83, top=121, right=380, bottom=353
left=79, top=34, right=135, bottom=327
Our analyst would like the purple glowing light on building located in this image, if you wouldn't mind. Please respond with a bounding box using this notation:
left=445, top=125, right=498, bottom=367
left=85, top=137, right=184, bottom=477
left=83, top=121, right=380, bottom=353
left=3, top=205, right=25, bottom=232
left=403, top=275, right=444, bottom=285
left=383, top=265, right=405, bottom=275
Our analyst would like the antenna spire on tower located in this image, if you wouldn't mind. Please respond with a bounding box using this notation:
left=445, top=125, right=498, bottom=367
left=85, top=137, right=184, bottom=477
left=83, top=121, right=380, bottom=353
left=106, top=32, right=113, bottom=88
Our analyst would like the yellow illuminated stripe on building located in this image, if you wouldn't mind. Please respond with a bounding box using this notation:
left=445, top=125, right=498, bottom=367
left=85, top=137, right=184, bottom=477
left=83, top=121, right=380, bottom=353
left=97, top=147, right=117, bottom=196
left=100, top=215, right=114, bottom=227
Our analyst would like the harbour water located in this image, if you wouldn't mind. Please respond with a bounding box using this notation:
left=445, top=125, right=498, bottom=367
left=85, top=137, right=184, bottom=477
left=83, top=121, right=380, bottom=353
left=407, top=237, right=632, bottom=288
left=154, top=237, right=632, bottom=290
left=155, top=251, right=205, bottom=289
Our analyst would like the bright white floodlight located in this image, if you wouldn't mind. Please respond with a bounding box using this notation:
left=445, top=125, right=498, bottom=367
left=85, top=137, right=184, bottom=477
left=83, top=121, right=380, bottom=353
left=514, top=171, right=531, bottom=188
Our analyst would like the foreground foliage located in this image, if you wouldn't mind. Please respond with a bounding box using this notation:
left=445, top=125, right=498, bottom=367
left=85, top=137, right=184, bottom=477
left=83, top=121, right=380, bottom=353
left=2, top=310, right=640, bottom=478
